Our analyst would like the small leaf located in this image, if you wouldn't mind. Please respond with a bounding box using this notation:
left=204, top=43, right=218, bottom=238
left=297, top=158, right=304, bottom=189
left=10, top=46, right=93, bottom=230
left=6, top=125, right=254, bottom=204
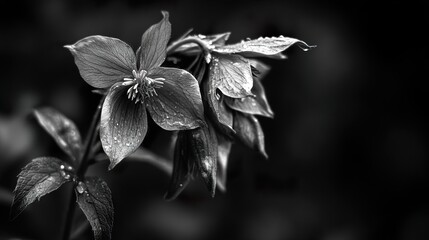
left=215, top=36, right=315, bottom=57
left=11, top=157, right=75, bottom=219
left=100, top=83, right=148, bottom=170
left=216, top=134, right=232, bottom=192
left=34, top=107, right=83, bottom=162
left=65, top=35, right=136, bottom=89
left=202, top=72, right=235, bottom=136
left=225, top=78, right=274, bottom=118
left=233, top=112, right=268, bottom=159
left=165, top=131, right=195, bottom=200
left=139, top=11, right=171, bottom=70
left=210, top=54, right=253, bottom=98
left=76, top=177, right=114, bottom=240
left=188, top=123, right=218, bottom=197
left=146, top=67, right=205, bottom=131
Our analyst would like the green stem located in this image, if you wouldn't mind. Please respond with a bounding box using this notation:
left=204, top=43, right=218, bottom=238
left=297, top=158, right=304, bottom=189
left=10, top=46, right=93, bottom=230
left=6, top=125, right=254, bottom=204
left=62, top=96, right=105, bottom=240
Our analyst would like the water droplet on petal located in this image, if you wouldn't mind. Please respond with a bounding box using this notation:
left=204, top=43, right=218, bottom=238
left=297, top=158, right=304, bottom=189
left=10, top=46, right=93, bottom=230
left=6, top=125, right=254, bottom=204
left=60, top=165, right=65, bottom=170
left=76, top=181, right=87, bottom=194
left=64, top=174, right=70, bottom=180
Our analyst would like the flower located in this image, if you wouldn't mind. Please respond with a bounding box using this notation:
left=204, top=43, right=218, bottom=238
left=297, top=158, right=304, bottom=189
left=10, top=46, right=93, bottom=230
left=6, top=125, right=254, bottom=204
left=66, top=12, right=205, bottom=169
left=168, top=32, right=314, bottom=194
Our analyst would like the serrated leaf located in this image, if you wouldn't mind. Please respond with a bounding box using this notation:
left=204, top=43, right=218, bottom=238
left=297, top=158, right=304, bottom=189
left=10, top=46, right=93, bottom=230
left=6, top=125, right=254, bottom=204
left=233, top=112, right=268, bottom=158
left=209, top=54, right=253, bottom=98
left=76, top=177, right=114, bottom=240
left=215, top=36, right=314, bottom=57
left=216, top=134, right=232, bottom=192
left=11, top=157, right=75, bottom=219
left=225, top=77, right=274, bottom=118
left=165, top=131, right=195, bottom=200
left=187, top=123, right=218, bottom=197
left=34, top=107, right=83, bottom=162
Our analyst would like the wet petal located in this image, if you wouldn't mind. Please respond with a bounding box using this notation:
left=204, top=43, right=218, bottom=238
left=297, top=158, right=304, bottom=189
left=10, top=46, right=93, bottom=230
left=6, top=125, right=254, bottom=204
left=100, top=83, right=148, bottom=170
left=209, top=54, right=253, bottom=98
left=225, top=78, right=274, bottom=118
left=188, top=123, right=218, bottom=196
left=215, top=36, right=315, bottom=57
left=146, top=67, right=205, bottom=130
left=65, top=35, right=136, bottom=88
left=233, top=112, right=268, bottom=159
left=165, top=131, right=196, bottom=200
left=203, top=68, right=235, bottom=136
left=139, top=11, right=171, bottom=70
left=216, top=134, right=232, bottom=192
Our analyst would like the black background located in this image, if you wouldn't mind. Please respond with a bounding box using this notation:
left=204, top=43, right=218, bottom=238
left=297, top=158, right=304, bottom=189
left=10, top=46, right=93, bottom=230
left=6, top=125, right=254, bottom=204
left=1, top=0, right=429, bottom=239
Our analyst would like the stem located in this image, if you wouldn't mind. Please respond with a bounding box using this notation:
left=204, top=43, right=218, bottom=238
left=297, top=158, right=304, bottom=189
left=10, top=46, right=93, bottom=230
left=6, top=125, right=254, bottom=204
left=166, top=36, right=211, bottom=56
left=62, top=96, right=105, bottom=240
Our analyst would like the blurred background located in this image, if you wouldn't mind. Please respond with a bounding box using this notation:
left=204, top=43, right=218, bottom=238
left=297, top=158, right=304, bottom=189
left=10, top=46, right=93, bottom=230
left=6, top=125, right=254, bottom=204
left=1, top=0, right=429, bottom=239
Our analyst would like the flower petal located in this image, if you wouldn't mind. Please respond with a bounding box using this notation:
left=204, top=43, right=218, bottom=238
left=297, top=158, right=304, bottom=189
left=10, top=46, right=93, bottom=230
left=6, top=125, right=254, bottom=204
left=210, top=53, right=253, bottom=98
left=225, top=78, right=274, bottom=118
left=233, top=112, right=268, bottom=159
left=65, top=35, right=136, bottom=88
left=188, top=123, right=218, bottom=197
left=215, top=36, right=315, bottom=57
left=139, top=11, right=171, bottom=70
left=216, top=134, right=232, bottom=192
left=100, top=83, right=148, bottom=170
left=165, top=131, right=196, bottom=201
left=146, top=67, right=205, bottom=130
left=203, top=66, right=235, bottom=136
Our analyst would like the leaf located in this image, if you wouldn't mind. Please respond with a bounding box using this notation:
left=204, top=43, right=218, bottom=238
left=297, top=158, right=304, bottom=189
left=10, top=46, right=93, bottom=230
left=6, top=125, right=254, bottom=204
left=146, top=67, right=205, bottom=131
left=214, top=36, right=314, bottom=57
left=165, top=131, right=195, bottom=200
left=34, top=107, right=83, bottom=162
left=139, top=11, right=171, bottom=70
left=10, top=157, right=75, bottom=219
left=225, top=78, right=274, bottom=118
left=100, top=83, right=148, bottom=170
left=65, top=35, right=136, bottom=89
left=216, top=134, right=232, bottom=192
left=210, top=54, right=254, bottom=98
left=188, top=123, right=218, bottom=197
left=76, top=177, right=114, bottom=240
left=202, top=71, right=235, bottom=136
left=233, top=112, right=268, bottom=159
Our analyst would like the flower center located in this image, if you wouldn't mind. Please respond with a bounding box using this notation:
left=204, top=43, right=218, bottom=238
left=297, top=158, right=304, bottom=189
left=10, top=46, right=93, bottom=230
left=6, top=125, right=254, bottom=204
left=123, top=70, right=164, bottom=103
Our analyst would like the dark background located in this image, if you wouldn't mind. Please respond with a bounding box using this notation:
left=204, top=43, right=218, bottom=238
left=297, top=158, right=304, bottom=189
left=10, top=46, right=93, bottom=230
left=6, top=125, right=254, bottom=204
left=1, top=0, right=429, bottom=239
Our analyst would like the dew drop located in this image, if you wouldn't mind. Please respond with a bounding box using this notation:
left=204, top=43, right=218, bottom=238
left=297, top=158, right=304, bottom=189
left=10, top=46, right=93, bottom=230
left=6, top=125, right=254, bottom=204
left=76, top=181, right=87, bottom=194
left=60, top=165, right=65, bottom=170
left=64, top=174, right=70, bottom=180
left=60, top=170, right=66, bottom=177
left=67, top=166, right=73, bottom=171
left=179, top=183, right=183, bottom=187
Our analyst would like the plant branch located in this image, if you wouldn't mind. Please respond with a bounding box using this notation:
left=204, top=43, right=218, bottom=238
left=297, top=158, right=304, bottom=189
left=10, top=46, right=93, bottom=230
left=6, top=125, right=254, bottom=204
left=166, top=36, right=211, bottom=56
left=62, top=95, right=105, bottom=240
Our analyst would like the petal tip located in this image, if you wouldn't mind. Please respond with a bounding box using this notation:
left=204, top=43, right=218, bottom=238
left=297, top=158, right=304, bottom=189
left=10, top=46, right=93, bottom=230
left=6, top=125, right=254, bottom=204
left=161, top=10, right=170, bottom=20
